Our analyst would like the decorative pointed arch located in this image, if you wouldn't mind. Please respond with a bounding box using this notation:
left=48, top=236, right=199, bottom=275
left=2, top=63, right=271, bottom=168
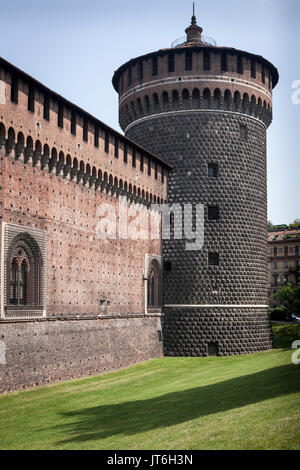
left=146, top=257, right=162, bottom=312
left=6, top=232, right=43, bottom=309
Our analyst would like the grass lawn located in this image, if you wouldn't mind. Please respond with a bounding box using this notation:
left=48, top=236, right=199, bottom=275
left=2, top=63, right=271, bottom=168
left=0, top=326, right=300, bottom=450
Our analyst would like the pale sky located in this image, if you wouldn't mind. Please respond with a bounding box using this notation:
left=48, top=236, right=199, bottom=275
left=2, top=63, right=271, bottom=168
left=0, top=0, right=299, bottom=225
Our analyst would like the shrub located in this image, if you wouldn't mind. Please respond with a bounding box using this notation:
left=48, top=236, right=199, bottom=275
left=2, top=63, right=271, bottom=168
left=272, top=323, right=300, bottom=348
left=269, top=306, right=291, bottom=322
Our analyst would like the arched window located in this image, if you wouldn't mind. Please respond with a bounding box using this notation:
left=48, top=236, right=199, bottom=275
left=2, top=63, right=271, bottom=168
left=162, top=91, right=168, bottom=111
left=203, top=88, right=210, bottom=108
left=9, top=258, right=18, bottom=305
left=144, top=95, right=150, bottom=114
left=250, top=95, right=256, bottom=115
left=182, top=89, right=189, bottom=109
left=172, top=90, right=179, bottom=110
left=243, top=93, right=250, bottom=113
left=192, top=88, right=200, bottom=108
left=224, top=90, right=232, bottom=111
left=15, top=131, right=25, bottom=159
left=20, top=260, right=28, bottom=305
left=153, top=93, right=160, bottom=112
left=41, top=144, right=50, bottom=169
left=147, top=260, right=161, bottom=310
left=48, top=147, right=57, bottom=172
left=213, top=89, right=221, bottom=110
left=234, top=91, right=241, bottom=111
left=6, top=127, right=15, bottom=155
left=137, top=98, right=142, bottom=116
left=27, top=136, right=34, bottom=157
left=6, top=233, right=43, bottom=308
left=131, top=101, right=137, bottom=119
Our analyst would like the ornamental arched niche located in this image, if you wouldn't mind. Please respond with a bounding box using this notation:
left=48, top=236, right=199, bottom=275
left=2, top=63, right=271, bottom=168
left=147, top=258, right=162, bottom=313
left=5, top=232, right=43, bottom=311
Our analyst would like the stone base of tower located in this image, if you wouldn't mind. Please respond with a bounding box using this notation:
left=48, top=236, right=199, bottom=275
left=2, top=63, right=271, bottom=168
left=162, top=307, right=273, bottom=357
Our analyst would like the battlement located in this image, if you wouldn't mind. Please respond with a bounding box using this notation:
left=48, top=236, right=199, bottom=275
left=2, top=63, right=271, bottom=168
left=0, top=57, right=170, bottom=205
left=113, top=44, right=278, bottom=131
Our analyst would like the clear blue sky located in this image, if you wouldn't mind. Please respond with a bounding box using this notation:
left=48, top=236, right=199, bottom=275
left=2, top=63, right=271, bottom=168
left=1, top=0, right=299, bottom=225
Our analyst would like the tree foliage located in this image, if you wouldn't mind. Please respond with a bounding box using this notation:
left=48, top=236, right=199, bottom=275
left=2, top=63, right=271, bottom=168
left=273, top=282, right=300, bottom=314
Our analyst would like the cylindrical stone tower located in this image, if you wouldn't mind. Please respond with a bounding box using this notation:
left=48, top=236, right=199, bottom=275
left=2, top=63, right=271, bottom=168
left=112, top=12, right=279, bottom=356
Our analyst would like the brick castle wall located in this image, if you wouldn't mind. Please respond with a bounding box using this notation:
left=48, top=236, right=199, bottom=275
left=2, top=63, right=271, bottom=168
left=0, top=58, right=168, bottom=392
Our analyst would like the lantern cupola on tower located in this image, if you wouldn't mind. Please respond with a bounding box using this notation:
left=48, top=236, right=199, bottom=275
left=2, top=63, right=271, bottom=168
left=185, top=3, right=203, bottom=45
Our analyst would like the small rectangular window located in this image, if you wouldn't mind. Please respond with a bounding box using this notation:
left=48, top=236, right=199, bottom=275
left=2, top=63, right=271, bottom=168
left=284, top=246, right=288, bottom=256
left=208, top=163, right=218, bottom=178
left=71, top=110, right=76, bottom=135
left=132, top=148, right=136, bottom=167
left=152, top=57, right=158, bottom=76
left=284, top=261, right=289, bottom=269
left=240, top=124, right=247, bottom=141
left=161, top=167, right=165, bottom=183
left=221, top=53, right=227, bottom=72
left=83, top=118, right=88, bottom=141
left=94, top=125, right=99, bottom=147
left=208, top=206, right=220, bottom=221
left=261, top=65, right=265, bottom=83
left=105, top=131, right=109, bottom=153
left=138, top=62, right=143, bottom=80
left=208, top=342, right=218, bottom=356
left=148, top=157, right=151, bottom=176
left=114, top=136, right=119, bottom=158
left=185, top=50, right=193, bottom=71
left=274, top=261, right=278, bottom=269
left=208, top=252, right=219, bottom=266
left=28, top=85, right=35, bottom=112
left=237, top=55, right=243, bottom=74
left=58, top=103, right=64, bottom=128
left=124, top=143, right=128, bottom=163
left=11, top=75, right=18, bottom=103
left=43, top=95, right=50, bottom=121
left=168, top=53, right=174, bottom=72
left=274, top=274, right=278, bottom=285
left=140, top=154, right=144, bottom=171
left=296, top=246, right=299, bottom=255
left=274, top=247, right=277, bottom=256
left=251, top=60, right=256, bottom=78
left=164, top=260, right=172, bottom=271
left=203, top=51, right=210, bottom=71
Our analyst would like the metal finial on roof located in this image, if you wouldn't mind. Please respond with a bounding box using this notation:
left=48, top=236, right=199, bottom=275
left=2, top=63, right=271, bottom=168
left=191, top=2, right=197, bottom=25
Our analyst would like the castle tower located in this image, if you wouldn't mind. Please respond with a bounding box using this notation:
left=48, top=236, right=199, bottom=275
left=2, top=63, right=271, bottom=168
left=112, top=10, right=279, bottom=356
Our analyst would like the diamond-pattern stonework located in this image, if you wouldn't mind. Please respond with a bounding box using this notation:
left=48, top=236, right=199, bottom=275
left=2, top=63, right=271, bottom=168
left=127, top=111, right=272, bottom=355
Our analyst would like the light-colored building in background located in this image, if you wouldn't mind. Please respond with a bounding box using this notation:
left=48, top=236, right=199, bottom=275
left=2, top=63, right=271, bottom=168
left=268, top=229, right=300, bottom=306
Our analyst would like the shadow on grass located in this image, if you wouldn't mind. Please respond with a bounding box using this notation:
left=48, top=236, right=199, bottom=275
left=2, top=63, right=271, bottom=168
left=51, top=362, right=300, bottom=446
